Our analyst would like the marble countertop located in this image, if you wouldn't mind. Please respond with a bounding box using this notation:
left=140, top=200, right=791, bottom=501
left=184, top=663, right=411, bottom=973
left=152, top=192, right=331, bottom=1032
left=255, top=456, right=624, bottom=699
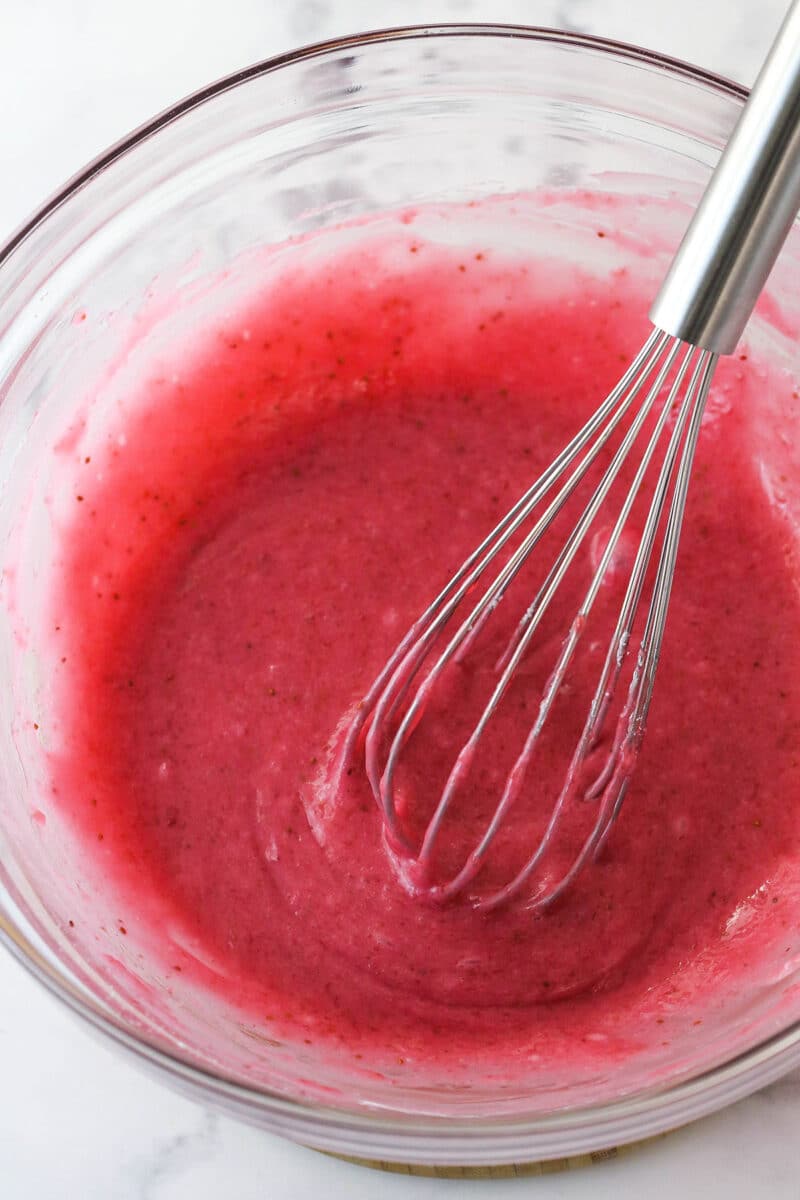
left=2, top=1, right=800, bottom=1196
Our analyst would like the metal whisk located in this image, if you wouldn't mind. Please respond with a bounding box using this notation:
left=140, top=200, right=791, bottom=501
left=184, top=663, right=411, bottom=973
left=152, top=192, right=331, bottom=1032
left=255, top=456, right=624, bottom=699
left=345, top=2, right=800, bottom=910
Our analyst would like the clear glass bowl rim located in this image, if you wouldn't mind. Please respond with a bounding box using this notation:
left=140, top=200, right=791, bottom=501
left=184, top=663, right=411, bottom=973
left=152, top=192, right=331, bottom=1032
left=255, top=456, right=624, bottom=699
left=4, top=20, right=797, bottom=1156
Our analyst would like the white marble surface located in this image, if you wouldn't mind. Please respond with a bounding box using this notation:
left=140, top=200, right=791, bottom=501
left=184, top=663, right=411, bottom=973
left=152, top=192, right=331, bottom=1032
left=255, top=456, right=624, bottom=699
left=2, top=1, right=800, bottom=1196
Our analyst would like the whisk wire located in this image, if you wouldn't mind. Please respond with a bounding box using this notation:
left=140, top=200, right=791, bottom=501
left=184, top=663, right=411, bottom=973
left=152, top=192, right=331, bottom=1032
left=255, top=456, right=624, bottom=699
left=374, top=332, right=674, bottom=834
left=349, top=329, right=717, bottom=907
left=414, top=337, right=688, bottom=884
left=358, top=328, right=667, bottom=845
left=478, top=345, right=716, bottom=910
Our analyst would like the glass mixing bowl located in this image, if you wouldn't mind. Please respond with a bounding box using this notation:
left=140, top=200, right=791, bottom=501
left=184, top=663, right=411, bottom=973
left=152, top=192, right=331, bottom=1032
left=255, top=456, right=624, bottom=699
left=3, top=24, right=800, bottom=1168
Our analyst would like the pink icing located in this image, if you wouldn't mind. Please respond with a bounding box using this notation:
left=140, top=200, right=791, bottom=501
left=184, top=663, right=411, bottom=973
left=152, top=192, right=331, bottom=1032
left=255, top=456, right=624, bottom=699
left=44, top=211, right=800, bottom=1076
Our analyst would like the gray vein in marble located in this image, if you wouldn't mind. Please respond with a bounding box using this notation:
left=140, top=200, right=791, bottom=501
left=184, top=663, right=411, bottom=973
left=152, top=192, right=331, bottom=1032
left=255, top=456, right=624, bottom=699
left=129, top=1110, right=220, bottom=1200
left=554, top=0, right=591, bottom=34
left=290, top=0, right=331, bottom=44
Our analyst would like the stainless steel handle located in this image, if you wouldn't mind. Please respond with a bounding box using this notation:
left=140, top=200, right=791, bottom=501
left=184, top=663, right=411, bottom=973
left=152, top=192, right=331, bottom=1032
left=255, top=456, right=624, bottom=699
left=649, top=0, right=800, bottom=355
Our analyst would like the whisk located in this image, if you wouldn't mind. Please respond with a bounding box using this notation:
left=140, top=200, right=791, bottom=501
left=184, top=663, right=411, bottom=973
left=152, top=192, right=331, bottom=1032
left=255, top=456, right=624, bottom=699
left=344, top=2, right=800, bottom=910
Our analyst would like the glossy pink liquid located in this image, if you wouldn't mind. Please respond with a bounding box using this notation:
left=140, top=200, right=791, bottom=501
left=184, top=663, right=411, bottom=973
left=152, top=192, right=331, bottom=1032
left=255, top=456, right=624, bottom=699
left=48, top=221, right=800, bottom=1071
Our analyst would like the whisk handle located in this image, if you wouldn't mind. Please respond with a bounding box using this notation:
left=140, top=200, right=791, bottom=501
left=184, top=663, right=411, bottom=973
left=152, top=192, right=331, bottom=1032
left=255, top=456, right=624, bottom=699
left=650, top=0, right=800, bottom=355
